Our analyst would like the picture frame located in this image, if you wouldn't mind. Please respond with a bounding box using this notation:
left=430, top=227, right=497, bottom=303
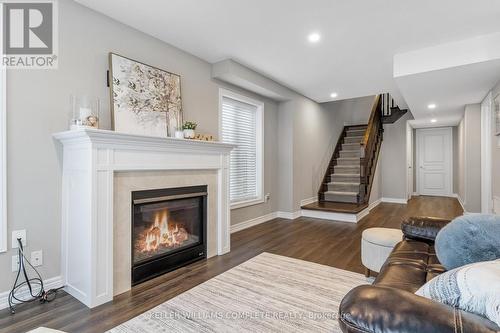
left=108, top=53, right=183, bottom=137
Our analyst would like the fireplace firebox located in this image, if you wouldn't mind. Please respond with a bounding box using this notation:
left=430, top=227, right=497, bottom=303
left=131, top=185, right=207, bottom=285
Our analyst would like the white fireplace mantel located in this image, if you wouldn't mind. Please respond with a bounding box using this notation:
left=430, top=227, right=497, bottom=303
left=53, top=128, right=235, bottom=308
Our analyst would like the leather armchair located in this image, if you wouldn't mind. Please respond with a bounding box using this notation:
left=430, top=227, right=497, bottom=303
left=338, top=216, right=500, bottom=333
left=401, top=216, right=451, bottom=243
left=339, top=285, right=499, bottom=333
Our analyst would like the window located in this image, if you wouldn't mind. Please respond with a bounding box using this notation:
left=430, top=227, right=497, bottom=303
left=220, top=89, right=263, bottom=209
left=0, top=3, right=6, bottom=252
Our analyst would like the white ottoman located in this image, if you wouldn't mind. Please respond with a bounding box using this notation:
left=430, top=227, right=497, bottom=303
left=361, top=227, right=403, bottom=277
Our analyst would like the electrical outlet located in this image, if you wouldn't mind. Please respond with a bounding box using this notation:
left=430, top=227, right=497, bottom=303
left=11, top=230, right=26, bottom=249
left=31, top=250, right=43, bottom=267
left=12, top=255, right=19, bottom=272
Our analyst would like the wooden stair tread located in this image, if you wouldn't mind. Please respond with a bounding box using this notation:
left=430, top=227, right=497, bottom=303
left=301, top=201, right=368, bottom=214
left=327, top=181, right=360, bottom=185
left=325, top=191, right=358, bottom=196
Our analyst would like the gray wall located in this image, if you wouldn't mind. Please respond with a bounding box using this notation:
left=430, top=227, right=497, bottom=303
left=380, top=112, right=413, bottom=199
left=457, top=119, right=466, bottom=202
left=452, top=126, right=459, bottom=194
left=455, top=104, right=481, bottom=213
left=0, top=0, right=281, bottom=293
left=291, top=96, right=375, bottom=210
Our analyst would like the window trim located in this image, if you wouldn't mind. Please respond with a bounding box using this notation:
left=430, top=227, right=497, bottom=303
left=0, top=3, right=6, bottom=253
left=219, top=88, right=264, bottom=210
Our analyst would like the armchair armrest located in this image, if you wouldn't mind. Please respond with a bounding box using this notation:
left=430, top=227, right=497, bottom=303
left=401, top=216, right=451, bottom=243
left=338, top=285, right=499, bottom=333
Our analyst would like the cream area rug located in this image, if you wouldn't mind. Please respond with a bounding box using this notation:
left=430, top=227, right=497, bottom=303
left=108, top=252, right=369, bottom=333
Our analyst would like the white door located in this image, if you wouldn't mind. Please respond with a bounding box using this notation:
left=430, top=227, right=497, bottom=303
left=416, top=127, right=453, bottom=196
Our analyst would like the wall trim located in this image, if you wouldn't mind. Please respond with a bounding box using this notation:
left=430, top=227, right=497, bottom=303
left=300, top=196, right=317, bottom=206
left=277, top=211, right=301, bottom=220
left=236, top=198, right=387, bottom=227
left=301, top=209, right=358, bottom=223
left=0, top=275, right=63, bottom=311
left=230, top=212, right=278, bottom=233
left=381, top=197, right=408, bottom=204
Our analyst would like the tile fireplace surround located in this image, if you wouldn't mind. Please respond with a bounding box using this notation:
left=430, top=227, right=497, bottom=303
left=54, top=129, right=235, bottom=308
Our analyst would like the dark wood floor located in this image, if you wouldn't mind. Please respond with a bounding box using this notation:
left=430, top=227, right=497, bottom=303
left=0, top=196, right=462, bottom=333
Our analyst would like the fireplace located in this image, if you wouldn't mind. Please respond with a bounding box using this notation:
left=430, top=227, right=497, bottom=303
left=131, top=185, right=207, bottom=285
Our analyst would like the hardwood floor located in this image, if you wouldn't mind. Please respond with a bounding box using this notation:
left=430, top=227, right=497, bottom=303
left=0, top=196, right=462, bottom=333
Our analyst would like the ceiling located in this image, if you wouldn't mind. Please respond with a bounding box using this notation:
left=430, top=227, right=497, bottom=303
left=76, top=0, right=500, bottom=119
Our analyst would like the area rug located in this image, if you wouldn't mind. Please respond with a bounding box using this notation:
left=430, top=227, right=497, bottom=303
left=108, top=252, right=369, bottom=333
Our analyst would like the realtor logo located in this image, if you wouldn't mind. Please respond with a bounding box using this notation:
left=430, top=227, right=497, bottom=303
left=2, top=1, right=58, bottom=68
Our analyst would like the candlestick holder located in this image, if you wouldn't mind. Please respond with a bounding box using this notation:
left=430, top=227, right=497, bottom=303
left=69, top=95, right=100, bottom=130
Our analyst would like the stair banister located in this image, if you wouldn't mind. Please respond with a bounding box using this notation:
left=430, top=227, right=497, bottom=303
left=359, top=95, right=382, bottom=203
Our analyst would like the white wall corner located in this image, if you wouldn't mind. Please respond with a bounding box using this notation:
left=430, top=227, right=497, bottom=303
left=230, top=212, right=278, bottom=234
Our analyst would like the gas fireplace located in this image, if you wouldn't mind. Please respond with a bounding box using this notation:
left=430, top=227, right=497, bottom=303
left=131, top=185, right=207, bottom=285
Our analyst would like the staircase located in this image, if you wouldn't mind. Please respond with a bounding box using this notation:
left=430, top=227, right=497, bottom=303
left=318, top=93, right=407, bottom=206
left=323, top=125, right=366, bottom=203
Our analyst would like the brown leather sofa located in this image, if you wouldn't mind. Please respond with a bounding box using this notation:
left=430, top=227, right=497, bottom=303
left=338, top=216, right=500, bottom=333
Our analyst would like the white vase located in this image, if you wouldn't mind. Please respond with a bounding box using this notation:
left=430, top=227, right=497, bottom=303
left=174, top=130, right=184, bottom=139
left=183, top=129, right=195, bottom=139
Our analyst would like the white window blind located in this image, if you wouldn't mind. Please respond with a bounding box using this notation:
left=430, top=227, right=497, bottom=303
left=221, top=95, right=260, bottom=204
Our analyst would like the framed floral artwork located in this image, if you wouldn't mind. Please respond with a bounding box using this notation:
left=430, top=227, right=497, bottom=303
left=109, top=53, right=183, bottom=137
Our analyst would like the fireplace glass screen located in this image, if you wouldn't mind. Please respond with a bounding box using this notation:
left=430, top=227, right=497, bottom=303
left=133, top=197, right=202, bottom=265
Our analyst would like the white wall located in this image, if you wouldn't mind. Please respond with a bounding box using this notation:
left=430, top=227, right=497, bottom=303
left=455, top=104, right=482, bottom=213
left=484, top=80, right=500, bottom=211
left=381, top=112, right=414, bottom=200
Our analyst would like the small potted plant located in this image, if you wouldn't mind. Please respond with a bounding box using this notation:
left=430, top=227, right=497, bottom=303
left=182, top=121, right=197, bottom=139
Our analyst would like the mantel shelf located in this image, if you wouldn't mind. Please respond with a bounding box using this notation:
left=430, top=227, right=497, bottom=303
left=53, top=128, right=236, bottom=152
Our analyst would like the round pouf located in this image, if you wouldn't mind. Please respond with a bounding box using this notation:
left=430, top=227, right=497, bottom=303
left=361, top=227, right=403, bottom=276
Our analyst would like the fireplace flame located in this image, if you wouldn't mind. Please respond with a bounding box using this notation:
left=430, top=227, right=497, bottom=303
left=142, top=210, right=189, bottom=252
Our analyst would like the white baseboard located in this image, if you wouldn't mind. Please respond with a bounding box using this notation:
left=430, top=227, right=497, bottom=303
left=277, top=211, right=301, bottom=220
left=301, top=209, right=357, bottom=223
left=412, top=192, right=420, bottom=196
left=230, top=212, right=278, bottom=233
left=300, top=196, right=317, bottom=206
left=381, top=197, right=408, bottom=204
left=0, top=275, right=63, bottom=311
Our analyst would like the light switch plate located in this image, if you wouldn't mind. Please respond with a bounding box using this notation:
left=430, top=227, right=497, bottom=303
left=31, top=250, right=43, bottom=267
left=11, top=230, right=26, bottom=249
